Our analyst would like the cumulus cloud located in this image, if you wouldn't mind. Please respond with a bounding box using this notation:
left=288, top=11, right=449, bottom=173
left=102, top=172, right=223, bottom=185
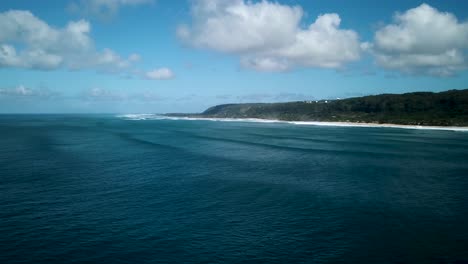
left=0, top=10, right=139, bottom=73
left=178, top=0, right=361, bottom=72
left=68, top=0, right=154, bottom=20
left=368, top=3, right=468, bottom=76
left=145, top=68, right=175, bottom=80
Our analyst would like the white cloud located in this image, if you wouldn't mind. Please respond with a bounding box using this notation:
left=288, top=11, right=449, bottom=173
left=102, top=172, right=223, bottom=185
left=0, top=10, right=139, bottom=72
left=84, top=87, right=127, bottom=101
left=235, top=92, right=314, bottom=102
left=240, top=57, right=289, bottom=72
left=178, top=0, right=361, bottom=72
left=145, top=68, right=175, bottom=80
left=82, top=87, right=164, bottom=102
left=369, top=3, right=468, bottom=76
left=178, top=0, right=302, bottom=53
left=131, top=90, right=164, bottom=101
left=0, top=85, right=59, bottom=98
left=14, top=85, right=34, bottom=96
left=68, top=0, right=154, bottom=20
left=0, top=44, right=63, bottom=70
left=128, top=53, right=141, bottom=62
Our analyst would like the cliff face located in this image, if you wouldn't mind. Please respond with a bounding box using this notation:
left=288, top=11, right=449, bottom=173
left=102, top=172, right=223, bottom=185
left=197, top=89, right=468, bottom=126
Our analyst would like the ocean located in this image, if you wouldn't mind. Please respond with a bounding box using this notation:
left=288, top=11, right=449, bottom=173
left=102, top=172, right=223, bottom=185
left=1, top=114, right=467, bottom=263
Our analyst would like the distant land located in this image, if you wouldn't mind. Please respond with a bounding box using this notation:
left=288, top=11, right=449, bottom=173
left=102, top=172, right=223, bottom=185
left=167, top=89, right=468, bottom=126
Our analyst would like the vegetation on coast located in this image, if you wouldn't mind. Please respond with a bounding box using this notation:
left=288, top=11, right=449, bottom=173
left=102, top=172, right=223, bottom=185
left=167, top=89, right=468, bottom=126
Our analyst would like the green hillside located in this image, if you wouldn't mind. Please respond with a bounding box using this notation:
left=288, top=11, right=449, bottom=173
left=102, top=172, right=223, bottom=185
left=170, top=89, right=468, bottom=126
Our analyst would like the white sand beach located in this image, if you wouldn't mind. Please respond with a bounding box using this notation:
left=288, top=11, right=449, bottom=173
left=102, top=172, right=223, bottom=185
left=118, top=114, right=468, bottom=132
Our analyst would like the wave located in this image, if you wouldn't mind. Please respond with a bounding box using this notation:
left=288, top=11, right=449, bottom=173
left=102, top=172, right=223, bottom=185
left=117, top=114, right=468, bottom=132
left=118, top=114, right=282, bottom=123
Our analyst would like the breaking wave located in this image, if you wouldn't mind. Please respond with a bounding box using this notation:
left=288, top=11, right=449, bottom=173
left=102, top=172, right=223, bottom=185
left=117, top=114, right=468, bottom=131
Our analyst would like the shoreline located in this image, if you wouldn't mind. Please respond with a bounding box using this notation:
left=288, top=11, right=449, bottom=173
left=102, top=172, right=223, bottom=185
left=118, top=114, right=468, bottom=132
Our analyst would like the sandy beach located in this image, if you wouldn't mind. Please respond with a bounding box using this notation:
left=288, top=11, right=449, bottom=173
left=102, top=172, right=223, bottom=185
left=118, top=114, right=468, bottom=132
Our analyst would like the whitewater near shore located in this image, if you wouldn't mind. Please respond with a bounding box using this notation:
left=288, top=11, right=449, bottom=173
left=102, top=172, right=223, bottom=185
left=118, top=114, right=468, bottom=132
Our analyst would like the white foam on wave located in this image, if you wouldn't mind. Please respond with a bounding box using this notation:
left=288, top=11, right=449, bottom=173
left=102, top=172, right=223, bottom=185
left=116, top=114, right=157, bottom=120
left=117, top=114, right=468, bottom=132
left=289, top=121, right=468, bottom=131
left=118, top=114, right=282, bottom=123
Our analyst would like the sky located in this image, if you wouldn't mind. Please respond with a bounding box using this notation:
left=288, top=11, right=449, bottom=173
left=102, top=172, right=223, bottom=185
left=0, top=0, right=468, bottom=113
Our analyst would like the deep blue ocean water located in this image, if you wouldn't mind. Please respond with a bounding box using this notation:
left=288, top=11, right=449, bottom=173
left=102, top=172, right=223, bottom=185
left=1, top=115, right=467, bottom=263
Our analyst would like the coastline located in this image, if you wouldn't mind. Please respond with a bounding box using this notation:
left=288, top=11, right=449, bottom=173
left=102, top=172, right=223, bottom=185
left=118, top=114, right=468, bottom=132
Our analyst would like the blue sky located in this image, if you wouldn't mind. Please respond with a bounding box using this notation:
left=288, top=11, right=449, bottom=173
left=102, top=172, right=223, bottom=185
left=0, top=0, right=468, bottom=113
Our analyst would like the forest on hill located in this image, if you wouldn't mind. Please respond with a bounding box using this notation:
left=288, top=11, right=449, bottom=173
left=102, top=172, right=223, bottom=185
left=169, top=89, right=468, bottom=126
